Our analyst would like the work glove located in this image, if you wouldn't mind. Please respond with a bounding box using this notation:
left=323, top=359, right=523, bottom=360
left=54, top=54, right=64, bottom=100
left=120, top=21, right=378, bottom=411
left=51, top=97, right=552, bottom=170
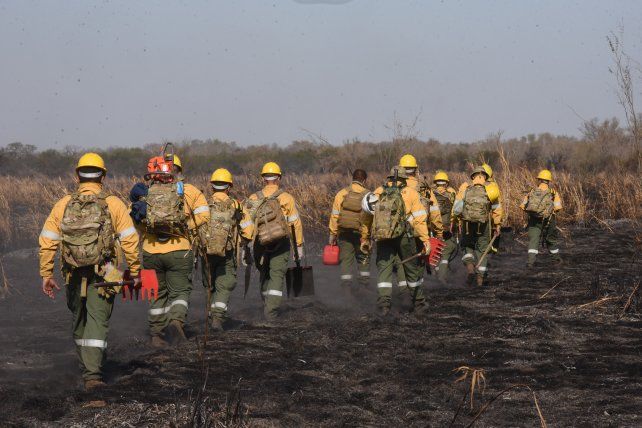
left=296, top=245, right=305, bottom=260
left=98, top=263, right=124, bottom=297
left=423, top=240, right=431, bottom=255
left=328, top=234, right=337, bottom=246
left=242, top=245, right=253, bottom=267
left=360, top=239, right=371, bottom=254
left=41, top=277, right=60, bottom=300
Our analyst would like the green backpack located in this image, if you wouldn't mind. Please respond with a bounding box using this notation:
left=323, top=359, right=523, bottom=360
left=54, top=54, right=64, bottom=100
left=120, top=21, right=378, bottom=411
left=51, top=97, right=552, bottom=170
left=461, top=185, right=491, bottom=223
left=246, top=190, right=289, bottom=246
left=372, top=184, right=407, bottom=241
left=201, top=198, right=239, bottom=257
left=144, top=182, right=187, bottom=237
left=525, top=188, right=554, bottom=218
left=337, top=187, right=367, bottom=231
left=60, top=192, right=115, bottom=268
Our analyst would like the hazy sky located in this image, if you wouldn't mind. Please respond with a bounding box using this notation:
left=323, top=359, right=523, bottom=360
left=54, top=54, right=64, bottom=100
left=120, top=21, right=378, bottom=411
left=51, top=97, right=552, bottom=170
left=2, top=0, right=642, bottom=150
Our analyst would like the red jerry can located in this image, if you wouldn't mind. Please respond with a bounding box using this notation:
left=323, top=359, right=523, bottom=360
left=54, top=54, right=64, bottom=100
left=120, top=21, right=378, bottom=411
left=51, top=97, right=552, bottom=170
left=323, top=244, right=340, bottom=265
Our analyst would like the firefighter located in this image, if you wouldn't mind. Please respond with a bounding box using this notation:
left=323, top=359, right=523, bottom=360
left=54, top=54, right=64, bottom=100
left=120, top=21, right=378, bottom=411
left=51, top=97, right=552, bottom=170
left=328, top=169, right=371, bottom=292
left=396, top=154, right=444, bottom=289
left=39, top=153, right=140, bottom=390
left=244, top=162, right=304, bottom=321
left=452, top=166, right=503, bottom=286
left=520, top=169, right=562, bottom=267
left=136, top=154, right=210, bottom=346
left=431, top=171, right=458, bottom=283
left=201, top=168, right=253, bottom=331
left=399, top=154, right=444, bottom=239
left=360, top=166, right=431, bottom=315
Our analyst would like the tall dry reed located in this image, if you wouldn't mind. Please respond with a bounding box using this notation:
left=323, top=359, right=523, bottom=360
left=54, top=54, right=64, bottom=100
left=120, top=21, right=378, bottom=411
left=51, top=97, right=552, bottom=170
left=1, top=170, right=639, bottom=252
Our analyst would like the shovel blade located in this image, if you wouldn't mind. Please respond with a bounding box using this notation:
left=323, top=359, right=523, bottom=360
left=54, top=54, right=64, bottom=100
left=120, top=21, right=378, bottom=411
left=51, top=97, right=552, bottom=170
left=286, top=265, right=315, bottom=297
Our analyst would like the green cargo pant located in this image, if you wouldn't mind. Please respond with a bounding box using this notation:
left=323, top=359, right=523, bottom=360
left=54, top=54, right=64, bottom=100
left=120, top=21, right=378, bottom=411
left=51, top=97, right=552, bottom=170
left=254, top=238, right=290, bottom=319
left=66, top=267, right=114, bottom=381
left=527, top=215, right=560, bottom=265
left=461, top=221, right=492, bottom=282
left=143, top=250, right=194, bottom=336
left=338, top=229, right=370, bottom=287
left=436, top=232, right=458, bottom=283
left=375, top=235, right=426, bottom=310
left=206, top=251, right=237, bottom=322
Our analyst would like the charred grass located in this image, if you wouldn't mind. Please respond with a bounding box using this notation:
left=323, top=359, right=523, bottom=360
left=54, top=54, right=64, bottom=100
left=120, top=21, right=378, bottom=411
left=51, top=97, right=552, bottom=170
left=0, top=224, right=640, bottom=426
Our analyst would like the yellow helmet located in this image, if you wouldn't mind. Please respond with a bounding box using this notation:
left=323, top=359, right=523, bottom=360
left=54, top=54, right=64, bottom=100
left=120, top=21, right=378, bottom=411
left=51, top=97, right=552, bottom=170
left=210, top=168, right=233, bottom=184
left=172, top=154, right=182, bottom=170
left=481, top=163, right=493, bottom=178
left=537, top=169, right=553, bottom=181
left=261, top=161, right=282, bottom=176
left=485, top=182, right=501, bottom=203
left=433, top=171, right=449, bottom=182
left=76, top=153, right=106, bottom=172
left=399, top=154, right=418, bottom=169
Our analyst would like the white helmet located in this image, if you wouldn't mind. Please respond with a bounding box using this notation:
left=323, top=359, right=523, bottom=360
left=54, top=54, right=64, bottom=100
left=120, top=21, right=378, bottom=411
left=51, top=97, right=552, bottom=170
left=361, top=192, right=379, bottom=215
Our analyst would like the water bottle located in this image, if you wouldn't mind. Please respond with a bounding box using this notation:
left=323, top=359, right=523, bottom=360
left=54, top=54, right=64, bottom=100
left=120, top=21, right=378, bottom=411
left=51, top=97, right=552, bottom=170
left=176, top=181, right=184, bottom=196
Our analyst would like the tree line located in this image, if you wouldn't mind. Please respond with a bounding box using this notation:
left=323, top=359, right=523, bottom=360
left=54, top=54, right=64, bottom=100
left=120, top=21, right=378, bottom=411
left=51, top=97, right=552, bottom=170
left=0, top=117, right=638, bottom=177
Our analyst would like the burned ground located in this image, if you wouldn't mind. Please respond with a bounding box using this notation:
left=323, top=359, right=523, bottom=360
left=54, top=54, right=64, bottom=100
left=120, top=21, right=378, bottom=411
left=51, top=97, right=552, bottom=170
left=0, top=223, right=640, bottom=427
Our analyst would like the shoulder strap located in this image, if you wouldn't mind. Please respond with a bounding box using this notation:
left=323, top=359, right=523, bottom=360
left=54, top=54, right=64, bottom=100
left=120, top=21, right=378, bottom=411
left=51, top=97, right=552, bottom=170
left=256, top=190, right=265, bottom=200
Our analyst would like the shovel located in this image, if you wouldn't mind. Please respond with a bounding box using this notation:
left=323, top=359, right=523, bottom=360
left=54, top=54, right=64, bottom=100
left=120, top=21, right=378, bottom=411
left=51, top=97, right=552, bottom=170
left=94, top=269, right=159, bottom=301
left=285, top=225, right=314, bottom=297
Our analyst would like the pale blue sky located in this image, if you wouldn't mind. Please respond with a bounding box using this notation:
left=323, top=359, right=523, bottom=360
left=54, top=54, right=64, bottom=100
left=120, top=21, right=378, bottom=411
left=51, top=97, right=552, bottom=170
left=1, top=0, right=642, bottom=149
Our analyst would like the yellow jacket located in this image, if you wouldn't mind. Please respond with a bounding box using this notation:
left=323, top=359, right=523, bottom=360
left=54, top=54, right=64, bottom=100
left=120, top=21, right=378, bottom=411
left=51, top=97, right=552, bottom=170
left=248, top=184, right=304, bottom=246
left=328, top=181, right=368, bottom=235
left=452, top=176, right=503, bottom=226
left=210, top=191, right=254, bottom=241
left=406, top=176, right=444, bottom=238
left=140, top=182, right=209, bottom=254
left=39, top=182, right=140, bottom=279
left=519, top=182, right=562, bottom=212
left=361, top=183, right=430, bottom=243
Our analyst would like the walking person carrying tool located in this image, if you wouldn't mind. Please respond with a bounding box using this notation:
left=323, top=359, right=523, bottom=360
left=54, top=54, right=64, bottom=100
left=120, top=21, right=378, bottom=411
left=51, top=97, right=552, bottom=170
left=521, top=169, right=563, bottom=268
left=452, top=166, right=503, bottom=287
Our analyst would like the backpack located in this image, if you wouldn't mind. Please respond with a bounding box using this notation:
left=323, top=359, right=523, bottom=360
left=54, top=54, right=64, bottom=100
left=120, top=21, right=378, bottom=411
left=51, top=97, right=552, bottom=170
left=461, top=185, right=491, bottom=223
left=433, top=188, right=455, bottom=218
left=202, top=198, right=240, bottom=256
left=337, top=187, right=367, bottom=231
left=144, top=182, right=187, bottom=237
left=247, top=190, right=289, bottom=246
left=525, top=188, right=554, bottom=218
left=60, top=192, right=115, bottom=268
left=372, top=184, right=407, bottom=241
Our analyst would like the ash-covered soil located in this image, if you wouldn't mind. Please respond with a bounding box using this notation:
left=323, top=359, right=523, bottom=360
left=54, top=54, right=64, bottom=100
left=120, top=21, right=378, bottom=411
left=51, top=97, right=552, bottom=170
left=0, top=224, right=640, bottom=427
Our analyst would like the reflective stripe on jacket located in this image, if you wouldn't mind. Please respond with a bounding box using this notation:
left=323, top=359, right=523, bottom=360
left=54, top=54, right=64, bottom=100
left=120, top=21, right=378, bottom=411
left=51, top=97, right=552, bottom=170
left=38, top=182, right=141, bottom=278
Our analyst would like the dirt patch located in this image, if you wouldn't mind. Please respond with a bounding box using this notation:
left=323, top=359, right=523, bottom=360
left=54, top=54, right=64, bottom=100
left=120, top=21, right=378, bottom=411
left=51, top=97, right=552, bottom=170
left=0, top=225, right=640, bottom=426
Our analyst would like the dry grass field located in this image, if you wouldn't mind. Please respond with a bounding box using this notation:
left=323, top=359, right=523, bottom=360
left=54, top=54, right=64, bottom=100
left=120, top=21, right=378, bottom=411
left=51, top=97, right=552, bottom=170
left=1, top=168, right=640, bottom=252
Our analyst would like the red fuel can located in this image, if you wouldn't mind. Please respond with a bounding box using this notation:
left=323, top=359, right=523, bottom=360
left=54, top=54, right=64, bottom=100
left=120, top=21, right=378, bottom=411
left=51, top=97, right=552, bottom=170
left=323, top=244, right=340, bottom=265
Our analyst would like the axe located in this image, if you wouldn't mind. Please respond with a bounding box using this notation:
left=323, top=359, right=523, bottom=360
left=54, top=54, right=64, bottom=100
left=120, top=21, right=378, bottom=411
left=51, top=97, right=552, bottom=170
left=94, top=269, right=159, bottom=301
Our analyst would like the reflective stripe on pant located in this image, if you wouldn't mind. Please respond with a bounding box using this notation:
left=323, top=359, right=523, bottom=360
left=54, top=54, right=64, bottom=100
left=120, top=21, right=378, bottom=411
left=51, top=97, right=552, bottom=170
left=143, top=250, right=194, bottom=335
left=206, top=251, right=237, bottom=322
left=254, top=238, right=290, bottom=319
left=527, top=215, right=560, bottom=263
left=338, top=229, right=370, bottom=286
left=436, top=234, right=458, bottom=282
left=375, top=235, right=425, bottom=309
left=66, top=268, right=114, bottom=381
left=461, top=221, right=492, bottom=280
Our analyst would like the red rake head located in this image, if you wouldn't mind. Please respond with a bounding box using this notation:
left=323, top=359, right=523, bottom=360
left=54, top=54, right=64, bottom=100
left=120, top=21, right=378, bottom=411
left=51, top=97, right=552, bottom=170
left=427, top=237, right=447, bottom=267
left=139, top=269, right=159, bottom=301
left=121, top=269, right=159, bottom=302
